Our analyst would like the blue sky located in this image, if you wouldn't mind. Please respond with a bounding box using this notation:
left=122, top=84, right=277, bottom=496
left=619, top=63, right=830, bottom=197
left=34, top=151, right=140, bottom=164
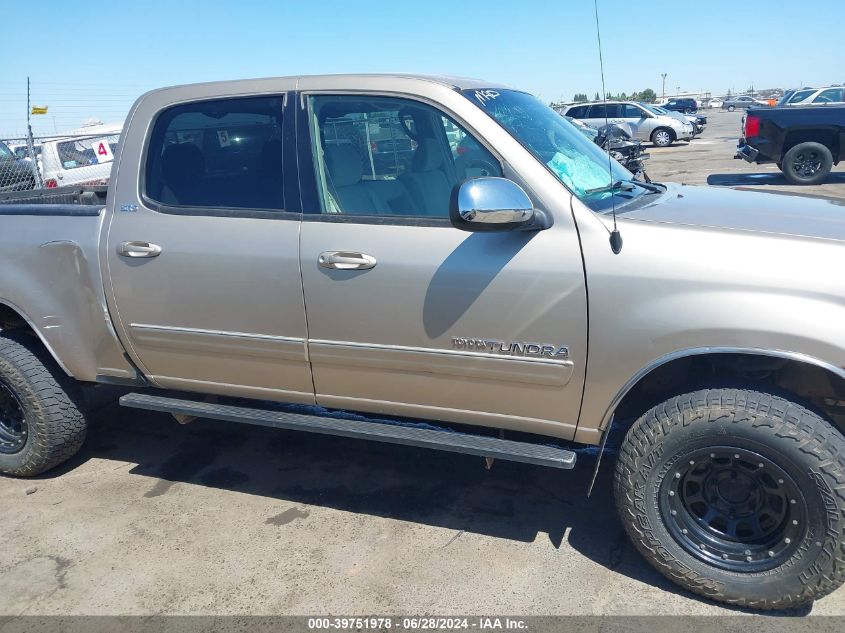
left=1, top=0, right=843, bottom=137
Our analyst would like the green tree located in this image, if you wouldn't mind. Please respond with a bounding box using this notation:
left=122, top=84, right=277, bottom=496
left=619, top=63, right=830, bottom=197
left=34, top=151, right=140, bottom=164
left=573, top=93, right=588, bottom=102
left=594, top=91, right=600, bottom=101
left=639, top=88, right=657, bottom=103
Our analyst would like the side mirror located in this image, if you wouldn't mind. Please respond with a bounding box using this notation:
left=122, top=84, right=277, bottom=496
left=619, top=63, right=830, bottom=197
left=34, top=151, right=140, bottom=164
left=450, top=177, right=549, bottom=232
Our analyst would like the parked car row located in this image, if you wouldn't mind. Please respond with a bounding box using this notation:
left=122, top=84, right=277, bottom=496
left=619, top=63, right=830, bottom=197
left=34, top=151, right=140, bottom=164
left=558, top=100, right=697, bottom=147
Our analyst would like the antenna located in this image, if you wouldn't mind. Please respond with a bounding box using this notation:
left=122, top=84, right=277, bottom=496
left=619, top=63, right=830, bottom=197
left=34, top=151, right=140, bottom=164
left=592, top=0, right=622, bottom=254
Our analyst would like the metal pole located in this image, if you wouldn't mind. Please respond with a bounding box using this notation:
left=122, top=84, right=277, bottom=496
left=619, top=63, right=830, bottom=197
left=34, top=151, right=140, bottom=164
left=661, top=73, right=667, bottom=100
left=25, top=76, right=44, bottom=189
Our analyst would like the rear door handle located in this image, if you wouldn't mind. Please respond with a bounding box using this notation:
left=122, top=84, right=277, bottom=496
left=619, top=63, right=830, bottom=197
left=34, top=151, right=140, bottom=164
left=318, top=251, right=377, bottom=270
left=117, top=241, right=162, bottom=258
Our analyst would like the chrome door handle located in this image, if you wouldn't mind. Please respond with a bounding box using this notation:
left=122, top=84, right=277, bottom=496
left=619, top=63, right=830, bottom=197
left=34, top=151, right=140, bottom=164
left=117, top=241, right=162, bottom=258
left=318, top=251, right=377, bottom=270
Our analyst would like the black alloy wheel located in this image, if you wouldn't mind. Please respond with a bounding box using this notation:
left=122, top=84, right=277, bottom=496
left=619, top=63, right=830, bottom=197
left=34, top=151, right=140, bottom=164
left=659, top=446, right=804, bottom=572
left=0, top=380, right=27, bottom=454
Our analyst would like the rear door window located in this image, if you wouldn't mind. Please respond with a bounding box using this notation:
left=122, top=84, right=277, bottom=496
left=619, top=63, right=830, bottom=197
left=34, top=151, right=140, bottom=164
left=621, top=104, right=644, bottom=118
left=145, top=96, right=285, bottom=211
left=587, top=104, right=619, bottom=118
left=565, top=105, right=588, bottom=118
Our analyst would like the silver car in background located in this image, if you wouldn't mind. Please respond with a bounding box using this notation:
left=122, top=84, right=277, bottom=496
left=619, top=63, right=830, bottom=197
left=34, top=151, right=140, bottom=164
left=721, top=95, right=769, bottom=111
left=559, top=100, right=693, bottom=147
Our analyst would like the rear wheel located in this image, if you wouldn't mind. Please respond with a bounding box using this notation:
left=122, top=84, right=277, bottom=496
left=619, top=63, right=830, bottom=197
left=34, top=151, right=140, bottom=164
left=781, top=142, right=833, bottom=185
left=615, top=387, right=845, bottom=609
left=651, top=128, right=675, bottom=147
left=728, top=105, right=736, bottom=112
left=0, top=333, right=87, bottom=477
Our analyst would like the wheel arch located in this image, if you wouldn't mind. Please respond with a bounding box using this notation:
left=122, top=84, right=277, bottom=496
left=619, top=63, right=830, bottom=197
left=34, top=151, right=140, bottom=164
left=586, top=347, right=845, bottom=496
left=0, top=299, right=73, bottom=376
left=600, top=347, right=845, bottom=435
left=783, top=130, right=839, bottom=159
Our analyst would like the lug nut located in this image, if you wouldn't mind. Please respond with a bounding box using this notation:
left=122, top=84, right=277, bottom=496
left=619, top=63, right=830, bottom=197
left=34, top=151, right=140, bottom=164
left=784, top=538, right=791, bottom=544
left=670, top=510, right=677, bottom=516
left=778, top=479, right=784, bottom=484
left=746, top=556, right=753, bottom=562
left=689, top=460, right=695, bottom=465
left=722, top=553, right=729, bottom=559
left=675, top=472, right=681, bottom=479
left=790, top=499, right=796, bottom=505
left=816, top=541, right=822, bottom=547
left=699, top=544, right=706, bottom=551
left=682, top=529, right=688, bottom=534
left=792, top=519, right=798, bottom=526
left=734, top=454, right=740, bottom=459
left=669, top=491, right=675, bottom=496
left=768, top=551, right=775, bottom=557
left=710, top=453, right=716, bottom=458
left=758, top=463, right=764, bottom=468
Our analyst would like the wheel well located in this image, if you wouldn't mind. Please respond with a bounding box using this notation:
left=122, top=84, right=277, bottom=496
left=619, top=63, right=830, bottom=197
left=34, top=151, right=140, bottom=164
left=783, top=130, right=839, bottom=161
left=0, top=303, right=33, bottom=333
left=613, top=352, right=845, bottom=436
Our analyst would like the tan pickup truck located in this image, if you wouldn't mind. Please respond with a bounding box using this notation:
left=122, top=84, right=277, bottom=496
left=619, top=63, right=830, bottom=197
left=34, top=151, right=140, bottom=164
left=2, top=74, right=845, bottom=609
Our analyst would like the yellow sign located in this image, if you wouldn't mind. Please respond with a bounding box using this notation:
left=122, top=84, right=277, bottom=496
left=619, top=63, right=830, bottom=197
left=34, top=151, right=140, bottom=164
left=31, top=106, right=48, bottom=115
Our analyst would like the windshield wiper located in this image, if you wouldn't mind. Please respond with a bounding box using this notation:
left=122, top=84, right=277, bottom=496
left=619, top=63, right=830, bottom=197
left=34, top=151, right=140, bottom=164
left=585, top=179, right=665, bottom=195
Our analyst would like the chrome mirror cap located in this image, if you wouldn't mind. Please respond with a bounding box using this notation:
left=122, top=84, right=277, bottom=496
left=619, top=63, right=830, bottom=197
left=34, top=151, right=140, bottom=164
left=450, top=177, right=547, bottom=232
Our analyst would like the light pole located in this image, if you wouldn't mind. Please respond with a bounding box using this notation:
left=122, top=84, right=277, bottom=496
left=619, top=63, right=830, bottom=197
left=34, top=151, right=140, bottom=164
left=660, top=73, right=667, bottom=100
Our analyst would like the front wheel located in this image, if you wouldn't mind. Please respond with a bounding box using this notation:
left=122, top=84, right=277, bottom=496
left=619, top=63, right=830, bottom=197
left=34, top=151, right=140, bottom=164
left=651, top=128, right=675, bottom=147
left=728, top=105, right=736, bottom=112
left=615, top=387, right=845, bottom=609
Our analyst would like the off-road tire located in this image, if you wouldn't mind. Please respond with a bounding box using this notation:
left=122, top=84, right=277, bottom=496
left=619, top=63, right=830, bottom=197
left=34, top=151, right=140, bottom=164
left=614, top=387, right=845, bottom=609
left=651, top=128, right=675, bottom=147
left=781, top=142, right=833, bottom=185
left=0, top=332, right=87, bottom=477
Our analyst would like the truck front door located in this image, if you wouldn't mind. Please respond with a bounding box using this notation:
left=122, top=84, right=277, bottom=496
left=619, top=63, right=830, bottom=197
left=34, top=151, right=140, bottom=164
left=104, top=89, right=314, bottom=403
left=296, top=88, right=587, bottom=439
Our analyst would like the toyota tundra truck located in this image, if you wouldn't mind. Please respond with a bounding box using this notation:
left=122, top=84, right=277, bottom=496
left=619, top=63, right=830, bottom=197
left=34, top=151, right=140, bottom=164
left=2, top=75, right=845, bottom=610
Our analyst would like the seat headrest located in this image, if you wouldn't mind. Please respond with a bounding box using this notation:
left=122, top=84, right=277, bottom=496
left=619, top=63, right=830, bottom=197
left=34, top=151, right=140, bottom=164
left=412, top=138, right=444, bottom=172
left=324, top=144, right=364, bottom=187
left=161, top=143, right=204, bottom=185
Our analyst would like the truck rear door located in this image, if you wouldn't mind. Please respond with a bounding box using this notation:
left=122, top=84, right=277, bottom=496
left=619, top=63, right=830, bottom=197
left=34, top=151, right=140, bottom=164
left=104, top=87, right=314, bottom=403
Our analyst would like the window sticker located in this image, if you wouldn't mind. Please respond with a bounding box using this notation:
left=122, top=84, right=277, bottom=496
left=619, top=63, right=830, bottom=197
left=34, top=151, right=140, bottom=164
left=92, top=140, right=114, bottom=164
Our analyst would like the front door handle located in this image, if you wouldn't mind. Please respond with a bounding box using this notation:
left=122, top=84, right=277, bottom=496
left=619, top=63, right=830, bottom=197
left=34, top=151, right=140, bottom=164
left=318, top=251, right=377, bottom=270
left=117, top=241, right=162, bottom=258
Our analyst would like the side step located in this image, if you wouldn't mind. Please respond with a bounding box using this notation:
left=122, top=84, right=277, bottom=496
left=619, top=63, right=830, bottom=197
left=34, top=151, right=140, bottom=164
left=119, top=392, right=576, bottom=469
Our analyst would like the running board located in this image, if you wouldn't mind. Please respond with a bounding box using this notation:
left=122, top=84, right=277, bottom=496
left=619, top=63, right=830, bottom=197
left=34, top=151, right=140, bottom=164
left=119, top=393, right=576, bottom=469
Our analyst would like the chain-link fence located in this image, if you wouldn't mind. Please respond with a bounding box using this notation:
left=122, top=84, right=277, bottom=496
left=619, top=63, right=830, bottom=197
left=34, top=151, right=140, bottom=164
left=0, top=79, right=138, bottom=194
left=1, top=127, right=121, bottom=192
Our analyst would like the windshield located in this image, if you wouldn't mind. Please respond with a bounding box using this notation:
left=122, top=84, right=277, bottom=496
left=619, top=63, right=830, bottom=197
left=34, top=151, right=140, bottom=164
left=462, top=89, right=639, bottom=212
left=639, top=103, right=663, bottom=115
left=0, top=142, right=13, bottom=160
